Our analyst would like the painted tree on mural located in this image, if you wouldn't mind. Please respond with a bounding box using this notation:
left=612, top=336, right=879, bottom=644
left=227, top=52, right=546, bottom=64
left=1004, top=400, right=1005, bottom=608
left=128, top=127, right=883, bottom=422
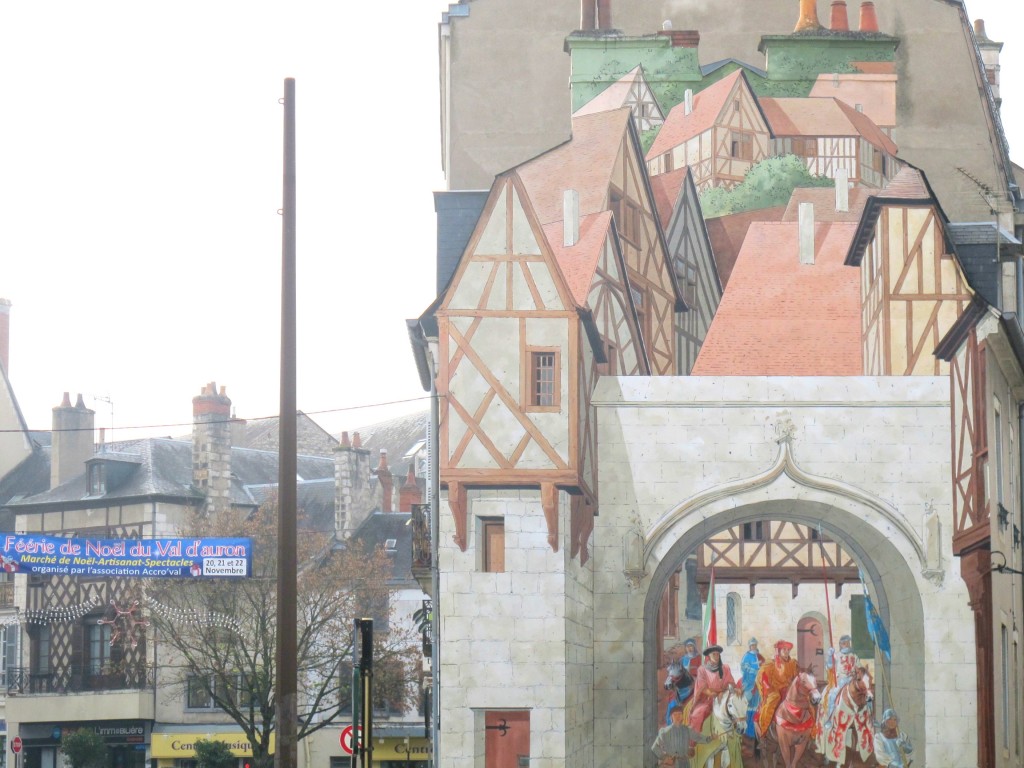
left=147, top=500, right=418, bottom=768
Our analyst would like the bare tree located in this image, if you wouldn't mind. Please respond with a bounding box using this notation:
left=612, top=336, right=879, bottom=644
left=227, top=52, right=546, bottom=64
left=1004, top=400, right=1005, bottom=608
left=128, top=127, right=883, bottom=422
left=148, top=500, right=418, bottom=768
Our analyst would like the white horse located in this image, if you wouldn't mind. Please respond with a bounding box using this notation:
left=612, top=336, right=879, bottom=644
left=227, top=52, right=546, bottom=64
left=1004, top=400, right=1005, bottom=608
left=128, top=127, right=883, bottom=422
left=691, top=688, right=748, bottom=768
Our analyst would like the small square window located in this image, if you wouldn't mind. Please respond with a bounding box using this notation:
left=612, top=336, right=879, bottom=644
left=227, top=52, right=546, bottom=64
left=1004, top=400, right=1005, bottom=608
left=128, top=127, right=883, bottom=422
left=88, top=464, right=106, bottom=496
left=525, top=348, right=560, bottom=411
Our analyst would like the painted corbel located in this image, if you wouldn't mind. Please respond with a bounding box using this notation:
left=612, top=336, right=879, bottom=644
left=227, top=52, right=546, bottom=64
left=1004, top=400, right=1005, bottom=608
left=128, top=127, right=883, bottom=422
left=449, top=481, right=468, bottom=551
left=541, top=482, right=559, bottom=552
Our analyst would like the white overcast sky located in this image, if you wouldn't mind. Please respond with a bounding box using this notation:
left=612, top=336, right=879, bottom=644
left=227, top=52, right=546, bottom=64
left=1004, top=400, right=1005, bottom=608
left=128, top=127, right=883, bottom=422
left=1, top=1, right=1022, bottom=440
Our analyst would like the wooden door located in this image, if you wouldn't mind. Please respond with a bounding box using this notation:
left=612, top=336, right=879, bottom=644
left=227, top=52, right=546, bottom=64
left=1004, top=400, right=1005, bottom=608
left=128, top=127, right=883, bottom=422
left=485, top=710, right=530, bottom=768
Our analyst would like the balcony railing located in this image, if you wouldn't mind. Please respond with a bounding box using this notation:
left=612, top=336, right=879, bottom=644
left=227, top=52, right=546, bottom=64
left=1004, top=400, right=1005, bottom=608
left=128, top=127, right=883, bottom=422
left=6, top=663, right=154, bottom=695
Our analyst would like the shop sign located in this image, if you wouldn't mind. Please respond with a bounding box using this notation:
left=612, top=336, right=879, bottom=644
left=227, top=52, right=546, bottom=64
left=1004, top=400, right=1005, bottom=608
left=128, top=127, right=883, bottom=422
left=150, top=733, right=275, bottom=758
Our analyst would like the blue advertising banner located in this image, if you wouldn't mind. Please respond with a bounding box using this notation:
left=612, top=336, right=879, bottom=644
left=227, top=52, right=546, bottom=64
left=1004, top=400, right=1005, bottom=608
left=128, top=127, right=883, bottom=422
left=0, top=534, right=252, bottom=578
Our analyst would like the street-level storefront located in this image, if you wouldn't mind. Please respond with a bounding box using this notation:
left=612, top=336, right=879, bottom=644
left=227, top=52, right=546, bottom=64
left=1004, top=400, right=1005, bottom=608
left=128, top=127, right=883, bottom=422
left=317, top=724, right=429, bottom=768
left=150, top=726, right=276, bottom=768
left=20, top=721, right=149, bottom=768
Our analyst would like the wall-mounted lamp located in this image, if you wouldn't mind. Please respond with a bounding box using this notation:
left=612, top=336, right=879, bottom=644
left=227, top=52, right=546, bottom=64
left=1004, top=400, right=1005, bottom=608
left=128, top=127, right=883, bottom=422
left=991, top=550, right=1024, bottom=576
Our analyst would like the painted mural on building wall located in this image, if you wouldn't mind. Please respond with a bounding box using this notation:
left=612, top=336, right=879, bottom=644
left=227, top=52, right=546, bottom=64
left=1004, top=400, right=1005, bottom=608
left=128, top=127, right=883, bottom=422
left=423, top=0, right=1023, bottom=766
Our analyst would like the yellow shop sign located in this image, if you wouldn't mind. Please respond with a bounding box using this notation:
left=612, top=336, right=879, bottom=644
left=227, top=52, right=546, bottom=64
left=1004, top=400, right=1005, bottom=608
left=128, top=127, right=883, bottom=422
left=151, top=733, right=276, bottom=758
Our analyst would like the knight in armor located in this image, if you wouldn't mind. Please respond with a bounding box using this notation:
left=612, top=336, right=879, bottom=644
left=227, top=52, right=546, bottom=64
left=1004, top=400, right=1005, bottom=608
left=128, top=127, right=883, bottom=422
left=825, top=634, right=860, bottom=718
left=874, top=709, right=913, bottom=768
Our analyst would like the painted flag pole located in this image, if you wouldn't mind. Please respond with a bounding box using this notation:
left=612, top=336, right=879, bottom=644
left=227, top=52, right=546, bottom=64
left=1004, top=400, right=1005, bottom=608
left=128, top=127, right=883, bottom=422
left=817, top=523, right=836, bottom=687
left=702, top=564, right=717, bottom=647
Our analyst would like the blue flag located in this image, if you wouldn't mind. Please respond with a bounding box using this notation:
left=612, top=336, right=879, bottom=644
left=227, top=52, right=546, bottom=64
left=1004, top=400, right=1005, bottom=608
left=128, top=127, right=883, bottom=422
left=864, top=592, right=891, bottom=662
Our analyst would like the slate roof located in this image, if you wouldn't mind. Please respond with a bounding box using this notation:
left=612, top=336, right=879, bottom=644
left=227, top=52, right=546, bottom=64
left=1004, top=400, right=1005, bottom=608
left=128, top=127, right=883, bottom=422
left=647, top=70, right=747, bottom=160
left=349, top=511, right=416, bottom=587
left=759, top=97, right=898, bottom=155
left=239, top=412, right=339, bottom=457
left=700, top=59, right=767, bottom=79
left=345, top=411, right=429, bottom=475
left=693, top=221, right=861, bottom=375
left=5, top=437, right=334, bottom=511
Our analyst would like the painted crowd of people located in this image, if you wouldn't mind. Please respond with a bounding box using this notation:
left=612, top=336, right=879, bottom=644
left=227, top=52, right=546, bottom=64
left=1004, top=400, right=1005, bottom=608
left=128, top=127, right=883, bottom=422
left=654, top=635, right=912, bottom=768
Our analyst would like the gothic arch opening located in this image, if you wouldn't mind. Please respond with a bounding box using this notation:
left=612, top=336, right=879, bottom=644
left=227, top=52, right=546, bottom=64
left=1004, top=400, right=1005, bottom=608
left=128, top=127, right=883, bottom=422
left=641, top=499, right=926, bottom=767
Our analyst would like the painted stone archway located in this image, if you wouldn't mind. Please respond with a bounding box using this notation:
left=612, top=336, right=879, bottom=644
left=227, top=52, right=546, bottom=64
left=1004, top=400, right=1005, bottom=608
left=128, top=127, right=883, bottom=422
left=590, top=376, right=976, bottom=768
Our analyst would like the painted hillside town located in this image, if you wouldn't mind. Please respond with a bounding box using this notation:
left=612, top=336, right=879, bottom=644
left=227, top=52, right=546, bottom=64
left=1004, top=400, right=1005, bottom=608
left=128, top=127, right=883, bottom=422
left=406, top=0, right=1024, bottom=767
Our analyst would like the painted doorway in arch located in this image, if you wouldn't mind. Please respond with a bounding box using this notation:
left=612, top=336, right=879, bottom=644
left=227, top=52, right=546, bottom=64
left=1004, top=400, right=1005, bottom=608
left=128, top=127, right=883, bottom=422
left=485, top=710, right=529, bottom=768
left=797, top=615, right=825, bottom=681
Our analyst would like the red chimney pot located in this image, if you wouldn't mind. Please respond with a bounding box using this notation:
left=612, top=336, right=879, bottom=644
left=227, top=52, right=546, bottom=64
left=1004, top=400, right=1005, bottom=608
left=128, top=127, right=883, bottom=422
left=830, top=1, right=849, bottom=31
left=858, top=1, right=878, bottom=32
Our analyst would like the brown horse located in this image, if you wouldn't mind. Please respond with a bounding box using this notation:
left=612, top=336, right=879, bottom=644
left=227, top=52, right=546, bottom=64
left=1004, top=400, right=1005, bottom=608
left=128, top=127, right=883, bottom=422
left=757, top=671, right=821, bottom=768
left=816, top=665, right=875, bottom=766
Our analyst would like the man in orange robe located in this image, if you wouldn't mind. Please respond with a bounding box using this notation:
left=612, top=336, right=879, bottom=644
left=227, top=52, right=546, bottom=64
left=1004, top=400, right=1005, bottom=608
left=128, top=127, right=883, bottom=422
left=755, top=639, right=799, bottom=736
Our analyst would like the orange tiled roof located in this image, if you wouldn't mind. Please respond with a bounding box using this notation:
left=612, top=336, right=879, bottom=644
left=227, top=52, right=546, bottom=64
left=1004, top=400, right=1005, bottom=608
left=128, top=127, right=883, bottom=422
left=692, top=221, right=862, bottom=375
left=517, top=108, right=632, bottom=224
left=878, top=166, right=931, bottom=200
left=704, top=206, right=787, bottom=288
left=760, top=97, right=898, bottom=155
left=542, top=211, right=613, bottom=307
left=646, top=70, right=745, bottom=160
left=808, top=73, right=897, bottom=128
left=782, top=186, right=870, bottom=223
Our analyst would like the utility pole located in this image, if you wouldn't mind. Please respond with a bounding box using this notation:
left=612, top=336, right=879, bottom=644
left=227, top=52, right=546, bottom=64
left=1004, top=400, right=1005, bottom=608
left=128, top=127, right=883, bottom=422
left=276, top=76, right=298, bottom=768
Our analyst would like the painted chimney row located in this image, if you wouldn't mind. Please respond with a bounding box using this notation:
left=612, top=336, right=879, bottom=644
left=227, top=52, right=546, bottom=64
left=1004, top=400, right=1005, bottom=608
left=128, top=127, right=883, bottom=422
left=580, top=0, right=612, bottom=31
left=335, top=430, right=373, bottom=537
left=399, top=462, right=423, bottom=513
left=830, top=1, right=849, bottom=31
left=0, top=298, right=10, bottom=374
left=51, top=392, right=95, bottom=489
left=192, top=382, right=233, bottom=516
left=798, top=203, right=816, bottom=265
left=657, top=30, right=700, bottom=48
left=859, top=1, right=878, bottom=32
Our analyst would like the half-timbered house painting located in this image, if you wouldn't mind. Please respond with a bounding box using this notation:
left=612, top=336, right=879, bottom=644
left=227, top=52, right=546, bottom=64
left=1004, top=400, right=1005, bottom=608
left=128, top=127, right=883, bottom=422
left=645, top=70, right=771, bottom=191
left=518, top=108, right=684, bottom=376
left=760, top=96, right=899, bottom=188
left=650, top=167, right=722, bottom=373
left=808, top=71, right=898, bottom=135
left=573, top=64, right=665, bottom=132
left=846, top=167, right=975, bottom=376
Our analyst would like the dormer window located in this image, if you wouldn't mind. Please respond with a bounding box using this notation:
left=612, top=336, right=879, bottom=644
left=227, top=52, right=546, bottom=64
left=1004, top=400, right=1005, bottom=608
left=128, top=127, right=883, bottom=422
left=385, top=538, right=397, bottom=551
left=88, top=463, right=106, bottom=496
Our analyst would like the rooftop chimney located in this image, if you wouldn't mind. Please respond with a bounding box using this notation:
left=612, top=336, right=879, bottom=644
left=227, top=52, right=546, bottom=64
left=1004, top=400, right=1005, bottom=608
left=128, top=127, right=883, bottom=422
left=580, top=0, right=595, bottom=30
left=974, top=19, right=989, bottom=41
left=377, top=450, right=394, bottom=514
left=830, top=1, right=849, bottom=31
left=596, top=0, right=611, bottom=30
left=684, top=89, right=694, bottom=116
left=229, top=409, right=247, bottom=448
left=657, top=29, right=700, bottom=48
left=858, top=1, right=878, bottom=32
left=0, top=298, right=10, bottom=374
left=798, top=203, right=816, bottom=265
left=335, top=430, right=372, bottom=536
left=51, top=392, right=95, bottom=488
left=399, top=462, right=423, bottom=513
left=795, top=0, right=822, bottom=32
left=564, top=189, right=580, bottom=247
left=192, top=382, right=232, bottom=516
left=835, top=168, right=850, bottom=212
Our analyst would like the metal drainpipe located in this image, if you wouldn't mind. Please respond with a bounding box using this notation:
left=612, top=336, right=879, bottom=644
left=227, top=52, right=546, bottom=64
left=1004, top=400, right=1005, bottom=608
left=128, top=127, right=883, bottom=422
left=430, top=380, right=441, bottom=768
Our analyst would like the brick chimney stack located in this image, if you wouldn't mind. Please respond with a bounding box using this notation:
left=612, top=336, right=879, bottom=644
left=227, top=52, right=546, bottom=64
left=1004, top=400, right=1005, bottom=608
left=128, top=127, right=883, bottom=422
left=399, top=462, right=423, bottom=513
left=192, top=382, right=233, bottom=516
left=51, top=392, right=95, bottom=488
left=377, top=450, right=394, bottom=514
left=795, top=0, right=822, bottom=32
left=0, top=298, right=10, bottom=374
left=335, top=430, right=373, bottom=536
left=830, top=1, right=849, bottom=31
left=657, top=30, right=700, bottom=48
left=858, top=1, right=878, bottom=32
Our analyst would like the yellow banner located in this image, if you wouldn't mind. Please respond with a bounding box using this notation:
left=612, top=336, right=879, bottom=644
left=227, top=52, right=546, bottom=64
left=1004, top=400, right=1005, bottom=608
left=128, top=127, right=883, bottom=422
left=150, top=733, right=275, bottom=758
left=372, top=737, right=430, bottom=760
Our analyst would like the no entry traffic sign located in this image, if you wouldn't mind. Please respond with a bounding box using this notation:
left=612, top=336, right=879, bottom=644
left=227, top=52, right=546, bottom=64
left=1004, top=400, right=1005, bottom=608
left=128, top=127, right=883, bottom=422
left=340, top=725, right=362, bottom=755
left=11, top=737, right=22, bottom=754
